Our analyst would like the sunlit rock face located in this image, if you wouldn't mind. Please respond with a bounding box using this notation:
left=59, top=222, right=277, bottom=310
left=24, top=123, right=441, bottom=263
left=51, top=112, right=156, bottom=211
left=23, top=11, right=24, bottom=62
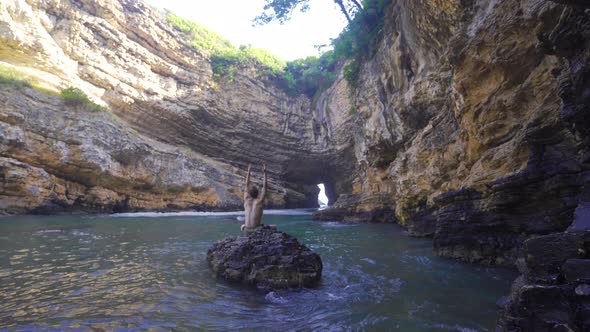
left=0, top=0, right=355, bottom=212
left=0, top=88, right=241, bottom=213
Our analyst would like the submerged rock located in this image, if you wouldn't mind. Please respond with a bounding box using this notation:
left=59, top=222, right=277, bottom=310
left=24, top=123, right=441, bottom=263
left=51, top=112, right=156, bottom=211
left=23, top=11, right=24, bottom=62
left=206, top=226, right=322, bottom=290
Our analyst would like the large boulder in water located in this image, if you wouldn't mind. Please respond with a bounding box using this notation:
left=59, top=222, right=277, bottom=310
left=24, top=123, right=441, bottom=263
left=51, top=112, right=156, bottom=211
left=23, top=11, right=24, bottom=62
left=207, top=226, right=322, bottom=289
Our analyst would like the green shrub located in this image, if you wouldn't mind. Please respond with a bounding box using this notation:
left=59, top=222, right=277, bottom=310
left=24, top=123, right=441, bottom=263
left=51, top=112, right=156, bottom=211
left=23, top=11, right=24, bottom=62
left=61, top=87, right=90, bottom=105
left=168, top=11, right=337, bottom=95
left=0, top=65, right=32, bottom=90
left=330, top=0, right=391, bottom=87
left=60, top=87, right=107, bottom=112
left=239, top=45, right=285, bottom=74
left=273, top=53, right=337, bottom=97
left=343, top=60, right=360, bottom=88
left=277, top=0, right=391, bottom=93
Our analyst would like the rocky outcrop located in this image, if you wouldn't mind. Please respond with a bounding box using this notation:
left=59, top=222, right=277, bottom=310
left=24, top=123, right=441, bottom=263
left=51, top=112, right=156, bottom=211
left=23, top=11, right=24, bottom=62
left=312, top=192, right=397, bottom=223
left=498, top=230, right=590, bottom=331
left=207, top=226, right=323, bottom=290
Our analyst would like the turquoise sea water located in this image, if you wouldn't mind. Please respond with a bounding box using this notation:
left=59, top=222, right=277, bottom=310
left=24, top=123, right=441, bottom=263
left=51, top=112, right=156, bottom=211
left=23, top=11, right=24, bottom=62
left=0, top=210, right=516, bottom=331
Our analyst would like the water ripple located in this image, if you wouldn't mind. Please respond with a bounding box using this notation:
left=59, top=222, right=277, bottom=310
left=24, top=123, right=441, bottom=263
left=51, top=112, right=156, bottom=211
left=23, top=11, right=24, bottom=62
left=0, top=213, right=516, bottom=331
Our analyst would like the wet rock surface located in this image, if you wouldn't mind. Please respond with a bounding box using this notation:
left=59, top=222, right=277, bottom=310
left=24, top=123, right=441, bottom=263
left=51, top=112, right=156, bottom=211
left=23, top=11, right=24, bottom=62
left=207, top=226, right=322, bottom=290
left=496, top=3, right=590, bottom=329
left=498, top=231, right=590, bottom=331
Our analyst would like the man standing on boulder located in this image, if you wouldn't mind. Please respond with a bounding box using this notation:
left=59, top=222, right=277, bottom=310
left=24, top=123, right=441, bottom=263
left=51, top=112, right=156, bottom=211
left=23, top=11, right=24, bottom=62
left=241, top=163, right=267, bottom=233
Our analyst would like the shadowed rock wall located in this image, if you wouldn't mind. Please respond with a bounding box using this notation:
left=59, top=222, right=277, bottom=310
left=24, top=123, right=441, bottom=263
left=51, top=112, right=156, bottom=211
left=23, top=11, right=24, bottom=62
left=316, top=0, right=590, bottom=268
left=311, top=1, right=589, bottom=328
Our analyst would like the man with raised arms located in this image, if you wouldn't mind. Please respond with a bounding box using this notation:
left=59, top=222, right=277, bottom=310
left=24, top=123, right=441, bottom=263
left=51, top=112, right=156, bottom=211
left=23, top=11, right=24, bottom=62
left=241, top=163, right=267, bottom=233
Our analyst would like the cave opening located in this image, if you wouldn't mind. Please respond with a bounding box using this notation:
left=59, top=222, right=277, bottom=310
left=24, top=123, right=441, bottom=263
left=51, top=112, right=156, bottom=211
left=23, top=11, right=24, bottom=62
left=317, top=183, right=329, bottom=208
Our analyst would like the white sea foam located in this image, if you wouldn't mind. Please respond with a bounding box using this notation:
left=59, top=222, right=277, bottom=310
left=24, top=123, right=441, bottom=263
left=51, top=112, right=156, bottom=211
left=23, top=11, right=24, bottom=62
left=34, top=229, right=63, bottom=234
left=111, top=211, right=243, bottom=218
left=319, top=221, right=358, bottom=228
left=265, top=291, right=288, bottom=304
left=327, top=292, right=344, bottom=300
left=426, top=323, right=479, bottom=332
left=110, top=209, right=315, bottom=218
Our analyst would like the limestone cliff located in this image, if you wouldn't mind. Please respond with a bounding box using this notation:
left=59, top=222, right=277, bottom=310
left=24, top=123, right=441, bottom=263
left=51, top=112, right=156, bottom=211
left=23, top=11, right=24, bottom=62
left=316, top=0, right=590, bottom=267
left=0, top=0, right=355, bottom=213
left=311, top=1, right=589, bottom=329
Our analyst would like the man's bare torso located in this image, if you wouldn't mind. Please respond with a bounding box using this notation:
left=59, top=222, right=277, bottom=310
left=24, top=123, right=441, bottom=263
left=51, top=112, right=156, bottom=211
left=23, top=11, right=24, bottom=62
left=244, top=197, right=264, bottom=228
left=241, top=164, right=267, bottom=231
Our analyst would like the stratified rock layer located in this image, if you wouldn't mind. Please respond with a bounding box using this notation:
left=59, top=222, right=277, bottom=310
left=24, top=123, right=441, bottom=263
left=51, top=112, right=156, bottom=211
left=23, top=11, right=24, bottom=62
left=313, top=1, right=590, bottom=327
left=206, top=227, right=323, bottom=290
left=0, top=86, right=244, bottom=213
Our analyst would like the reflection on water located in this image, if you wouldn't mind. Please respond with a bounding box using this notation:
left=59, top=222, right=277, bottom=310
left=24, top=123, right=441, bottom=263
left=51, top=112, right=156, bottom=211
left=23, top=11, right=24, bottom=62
left=0, top=212, right=516, bottom=331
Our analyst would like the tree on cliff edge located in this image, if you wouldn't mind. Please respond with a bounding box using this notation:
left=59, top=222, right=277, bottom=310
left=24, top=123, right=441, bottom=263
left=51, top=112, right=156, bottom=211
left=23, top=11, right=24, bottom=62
left=254, top=0, right=363, bottom=25
left=254, top=0, right=390, bottom=89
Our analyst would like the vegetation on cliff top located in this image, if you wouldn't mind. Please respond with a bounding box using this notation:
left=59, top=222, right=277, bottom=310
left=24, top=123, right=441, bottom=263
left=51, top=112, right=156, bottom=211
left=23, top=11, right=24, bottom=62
left=254, top=0, right=391, bottom=90
left=167, top=13, right=285, bottom=78
left=167, top=0, right=390, bottom=97
left=168, top=12, right=333, bottom=97
left=254, top=0, right=363, bottom=25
